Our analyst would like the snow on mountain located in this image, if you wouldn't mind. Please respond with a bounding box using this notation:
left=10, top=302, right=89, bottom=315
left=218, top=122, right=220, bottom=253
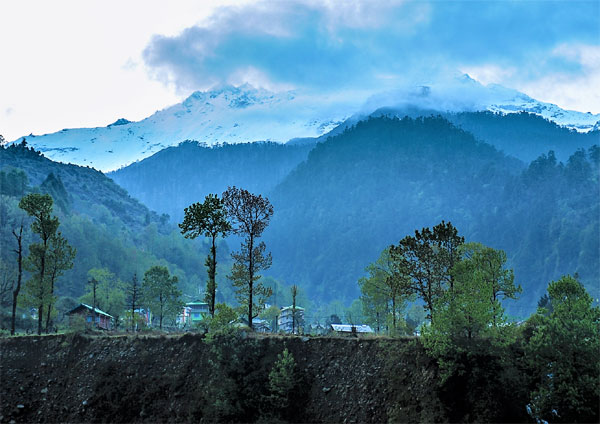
left=8, top=84, right=354, bottom=172
left=361, top=75, right=600, bottom=132
left=7, top=77, right=598, bottom=172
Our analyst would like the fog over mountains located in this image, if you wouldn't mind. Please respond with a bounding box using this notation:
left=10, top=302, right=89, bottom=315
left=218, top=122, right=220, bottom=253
left=7, top=76, right=600, bottom=172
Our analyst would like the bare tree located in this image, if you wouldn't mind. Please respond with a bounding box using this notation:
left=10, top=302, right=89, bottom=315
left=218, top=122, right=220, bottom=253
left=10, top=221, right=24, bottom=335
left=222, top=186, right=274, bottom=330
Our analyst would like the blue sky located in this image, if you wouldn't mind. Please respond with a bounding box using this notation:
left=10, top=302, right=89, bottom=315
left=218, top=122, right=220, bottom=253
left=1, top=0, right=598, bottom=140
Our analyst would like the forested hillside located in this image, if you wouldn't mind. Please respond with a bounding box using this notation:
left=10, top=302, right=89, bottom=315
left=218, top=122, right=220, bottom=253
left=110, top=141, right=313, bottom=221
left=264, top=117, right=598, bottom=315
left=447, top=111, right=600, bottom=162
left=0, top=141, right=223, bottom=303
left=27, top=115, right=599, bottom=317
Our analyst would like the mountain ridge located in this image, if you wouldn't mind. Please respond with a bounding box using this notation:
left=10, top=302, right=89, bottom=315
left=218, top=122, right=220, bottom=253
left=6, top=78, right=599, bottom=172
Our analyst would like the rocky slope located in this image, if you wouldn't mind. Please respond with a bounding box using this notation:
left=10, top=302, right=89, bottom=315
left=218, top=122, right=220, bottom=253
left=0, top=331, right=533, bottom=423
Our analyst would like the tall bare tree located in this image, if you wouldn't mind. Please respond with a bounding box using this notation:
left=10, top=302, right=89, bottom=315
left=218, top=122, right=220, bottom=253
left=10, top=220, right=24, bottom=335
left=222, top=186, right=273, bottom=330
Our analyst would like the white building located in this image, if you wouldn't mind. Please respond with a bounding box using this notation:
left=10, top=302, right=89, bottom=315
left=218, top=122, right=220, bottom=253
left=330, top=324, right=374, bottom=334
left=278, top=305, right=305, bottom=334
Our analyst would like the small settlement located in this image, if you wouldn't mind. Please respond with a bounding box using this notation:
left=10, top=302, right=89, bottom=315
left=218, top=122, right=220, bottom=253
left=67, top=300, right=374, bottom=336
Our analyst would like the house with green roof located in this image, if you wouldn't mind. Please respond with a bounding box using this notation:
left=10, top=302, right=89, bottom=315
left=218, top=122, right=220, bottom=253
left=184, top=300, right=209, bottom=325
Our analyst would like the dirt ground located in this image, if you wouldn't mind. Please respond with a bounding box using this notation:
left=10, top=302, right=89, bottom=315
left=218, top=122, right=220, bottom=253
left=0, top=333, right=418, bottom=423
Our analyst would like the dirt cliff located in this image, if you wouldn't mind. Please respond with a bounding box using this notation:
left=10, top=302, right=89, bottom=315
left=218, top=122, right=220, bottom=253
left=1, top=333, right=437, bottom=423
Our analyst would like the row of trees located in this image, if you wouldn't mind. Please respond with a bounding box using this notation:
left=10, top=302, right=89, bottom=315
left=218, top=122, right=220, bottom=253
left=360, top=221, right=598, bottom=423
left=5, top=193, right=76, bottom=335
left=4, top=192, right=184, bottom=334
left=359, top=221, right=520, bottom=336
left=80, top=265, right=182, bottom=331
left=180, top=186, right=274, bottom=330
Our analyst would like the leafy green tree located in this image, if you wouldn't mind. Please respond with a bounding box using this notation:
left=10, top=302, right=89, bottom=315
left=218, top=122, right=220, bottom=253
left=454, top=243, right=520, bottom=327
left=359, top=247, right=410, bottom=334
left=390, top=221, right=464, bottom=323
left=223, top=186, right=273, bottom=329
left=344, top=299, right=365, bottom=327
left=260, top=304, right=280, bottom=332
left=44, top=232, right=75, bottom=332
left=19, top=193, right=59, bottom=334
left=423, top=243, right=518, bottom=360
left=526, top=275, right=599, bottom=423
left=180, top=194, right=231, bottom=317
left=207, top=303, right=239, bottom=332
left=142, top=265, right=183, bottom=330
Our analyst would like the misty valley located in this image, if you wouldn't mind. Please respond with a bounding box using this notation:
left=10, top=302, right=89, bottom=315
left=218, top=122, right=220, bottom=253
left=1, top=109, right=598, bottom=423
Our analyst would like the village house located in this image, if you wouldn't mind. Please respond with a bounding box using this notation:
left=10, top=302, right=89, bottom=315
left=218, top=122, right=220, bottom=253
left=278, top=305, right=305, bottom=334
left=252, top=318, right=271, bottom=333
left=67, top=303, right=113, bottom=330
left=330, top=324, right=374, bottom=335
left=309, top=322, right=328, bottom=336
left=180, top=300, right=209, bottom=326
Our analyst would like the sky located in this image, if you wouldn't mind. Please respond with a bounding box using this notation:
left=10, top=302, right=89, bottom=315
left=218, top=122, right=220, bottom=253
left=1, top=0, right=599, bottom=141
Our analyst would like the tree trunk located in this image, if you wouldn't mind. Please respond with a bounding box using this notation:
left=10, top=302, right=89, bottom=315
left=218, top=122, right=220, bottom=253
left=11, top=226, right=23, bottom=336
left=210, top=235, right=217, bottom=317
left=159, top=293, right=164, bottom=330
left=37, top=234, right=50, bottom=335
left=392, top=296, right=397, bottom=334
left=37, top=303, right=44, bottom=335
left=131, top=296, right=136, bottom=332
left=248, top=235, right=254, bottom=330
left=45, top=271, right=57, bottom=333
left=92, top=281, right=97, bottom=329
left=292, top=295, right=296, bottom=334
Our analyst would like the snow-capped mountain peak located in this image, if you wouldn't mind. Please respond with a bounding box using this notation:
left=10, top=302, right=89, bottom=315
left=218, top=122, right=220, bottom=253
left=7, top=79, right=598, bottom=172
left=7, top=85, right=350, bottom=172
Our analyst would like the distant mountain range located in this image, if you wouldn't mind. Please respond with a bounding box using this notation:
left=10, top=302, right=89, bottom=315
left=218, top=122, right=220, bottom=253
left=6, top=76, right=600, bottom=172
left=110, top=115, right=599, bottom=316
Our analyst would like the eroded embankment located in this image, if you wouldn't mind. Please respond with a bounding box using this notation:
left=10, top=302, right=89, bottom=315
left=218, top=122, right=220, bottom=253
left=0, top=333, right=436, bottom=423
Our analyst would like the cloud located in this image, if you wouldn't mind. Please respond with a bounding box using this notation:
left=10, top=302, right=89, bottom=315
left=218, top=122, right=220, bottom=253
left=142, top=0, right=600, bottom=102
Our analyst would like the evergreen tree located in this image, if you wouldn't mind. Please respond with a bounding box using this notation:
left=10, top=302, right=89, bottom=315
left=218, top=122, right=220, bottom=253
left=127, top=273, right=140, bottom=331
left=526, top=276, right=599, bottom=423
left=180, top=194, right=231, bottom=317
